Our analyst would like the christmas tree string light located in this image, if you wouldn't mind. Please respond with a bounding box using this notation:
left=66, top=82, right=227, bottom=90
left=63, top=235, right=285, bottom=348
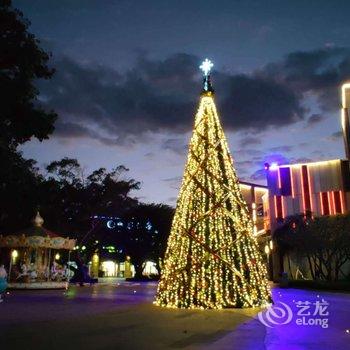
left=155, top=59, right=271, bottom=309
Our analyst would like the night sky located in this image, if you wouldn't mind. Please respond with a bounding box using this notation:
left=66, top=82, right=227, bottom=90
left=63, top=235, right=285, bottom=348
left=17, top=0, right=350, bottom=205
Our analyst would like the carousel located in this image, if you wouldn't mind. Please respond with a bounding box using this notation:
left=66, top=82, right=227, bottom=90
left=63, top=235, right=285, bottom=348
left=0, top=212, right=76, bottom=289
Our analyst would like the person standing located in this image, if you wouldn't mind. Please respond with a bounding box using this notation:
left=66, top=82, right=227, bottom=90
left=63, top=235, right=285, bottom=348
left=0, top=264, right=8, bottom=302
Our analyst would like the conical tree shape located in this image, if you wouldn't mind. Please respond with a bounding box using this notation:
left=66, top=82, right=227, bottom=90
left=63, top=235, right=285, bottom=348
left=155, top=88, right=271, bottom=309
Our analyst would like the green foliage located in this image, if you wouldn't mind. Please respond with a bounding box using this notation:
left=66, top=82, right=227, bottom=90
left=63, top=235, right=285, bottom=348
left=0, top=0, right=56, bottom=148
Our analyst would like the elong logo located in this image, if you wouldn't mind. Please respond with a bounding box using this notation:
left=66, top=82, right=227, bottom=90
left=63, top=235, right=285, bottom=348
left=257, top=299, right=330, bottom=329
left=258, top=302, right=293, bottom=328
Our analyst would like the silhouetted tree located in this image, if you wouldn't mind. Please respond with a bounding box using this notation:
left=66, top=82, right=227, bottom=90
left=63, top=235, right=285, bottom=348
left=122, top=203, right=174, bottom=278
left=0, top=0, right=57, bottom=230
left=275, top=214, right=350, bottom=281
left=0, top=0, right=56, bottom=148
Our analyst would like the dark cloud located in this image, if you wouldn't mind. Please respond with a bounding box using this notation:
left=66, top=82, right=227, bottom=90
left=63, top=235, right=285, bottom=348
left=167, top=197, right=177, bottom=204
left=239, top=136, right=261, bottom=147
left=306, top=113, right=325, bottom=126
left=162, top=176, right=182, bottom=190
left=161, top=138, right=188, bottom=155
left=328, top=131, right=343, bottom=141
left=259, top=47, right=350, bottom=111
left=268, top=145, right=294, bottom=153
left=162, top=176, right=182, bottom=183
left=54, top=121, right=120, bottom=146
left=235, top=160, right=257, bottom=167
left=234, top=148, right=264, bottom=157
left=144, top=152, right=154, bottom=159
left=290, top=157, right=314, bottom=164
left=218, top=73, right=304, bottom=130
left=249, top=169, right=266, bottom=182
left=39, top=47, right=350, bottom=145
left=39, top=54, right=199, bottom=145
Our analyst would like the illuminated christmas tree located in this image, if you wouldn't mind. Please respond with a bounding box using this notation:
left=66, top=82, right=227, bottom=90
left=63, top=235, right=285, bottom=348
left=155, top=59, right=271, bottom=309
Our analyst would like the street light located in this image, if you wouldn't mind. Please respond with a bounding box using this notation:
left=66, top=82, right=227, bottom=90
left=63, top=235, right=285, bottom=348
left=55, top=253, right=60, bottom=261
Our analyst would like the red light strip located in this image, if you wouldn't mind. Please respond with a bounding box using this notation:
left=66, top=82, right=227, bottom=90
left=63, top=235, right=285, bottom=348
left=300, top=167, right=306, bottom=214
left=340, top=190, right=345, bottom=214
left=332, top=191, right=343, bottom=214
left=307, top=166, right=313, bottom=217
left=320, top=193, right=324, bottom=215
left=274, top=196, right=278, bottom=219
left=328, top=192, right=334, bottom=215
left=332, top=191, right=337, bottom=214
left=290, top=168, right=295, bottom=198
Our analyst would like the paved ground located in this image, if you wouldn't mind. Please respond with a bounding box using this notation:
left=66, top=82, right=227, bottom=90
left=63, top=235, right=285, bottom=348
left=0, top=282, right=349, bottom=350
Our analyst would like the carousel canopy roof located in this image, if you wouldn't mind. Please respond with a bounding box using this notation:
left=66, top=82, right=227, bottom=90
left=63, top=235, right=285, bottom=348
left=0, top=212, right=76, bottom=250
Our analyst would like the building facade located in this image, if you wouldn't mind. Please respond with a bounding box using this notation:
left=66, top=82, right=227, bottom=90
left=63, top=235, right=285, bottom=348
left=265, top=159, right=350, bottom=232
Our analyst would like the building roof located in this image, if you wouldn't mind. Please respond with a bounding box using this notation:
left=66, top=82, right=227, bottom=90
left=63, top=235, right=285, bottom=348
left=239, top=180, right=268, bottom=189
left=272, top=159, right=345, bottom=169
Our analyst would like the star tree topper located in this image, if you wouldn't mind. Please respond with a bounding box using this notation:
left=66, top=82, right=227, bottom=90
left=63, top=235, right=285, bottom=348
left=199, top=58, right=214, bottom=76
left=199, top=59, right=214, bottom=93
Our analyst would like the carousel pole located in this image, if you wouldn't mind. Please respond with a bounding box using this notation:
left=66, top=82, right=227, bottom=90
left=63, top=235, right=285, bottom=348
left=8, top=249, right=18, bottom=282
left=8, top=251, right=13, bottom=282
left=67, top=250, right=71, bottom=282
left=47, top=249, right=51, bottom=281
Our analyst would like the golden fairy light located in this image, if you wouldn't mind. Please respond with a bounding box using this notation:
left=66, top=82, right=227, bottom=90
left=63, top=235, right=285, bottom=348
left=155, top=60, right=271, bottom=309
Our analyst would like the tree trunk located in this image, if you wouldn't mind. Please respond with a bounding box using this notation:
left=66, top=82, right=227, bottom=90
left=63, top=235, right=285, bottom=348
left=133, top=261, right=144, bottom=279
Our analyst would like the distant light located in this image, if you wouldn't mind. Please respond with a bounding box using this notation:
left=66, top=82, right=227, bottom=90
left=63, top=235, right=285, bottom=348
left=270, top=163, right=279, bottom=171
left=11, top=250, right=18, bottom=259
left=55, top=253, right=60, bottom=260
